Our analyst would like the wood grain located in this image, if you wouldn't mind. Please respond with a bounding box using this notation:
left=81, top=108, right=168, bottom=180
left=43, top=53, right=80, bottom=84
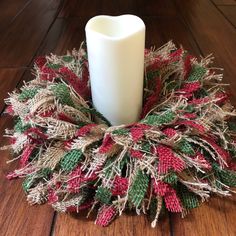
left=115, top=0, right=138, bottom=15
left=212, top=0, right=236, bottom=5
left=53, top=211, right=170, bottom=236
left=0, top=0, right=62, bottom=67
left=218, top=6, right=236, bottom=27
left=58, top=0, right=177, bottom=18
left=0, top=68, right=26, bottom=113
left=0, top=0, right=31, bottom=32
left=143, top=17, right=199, bottom=54
left=171, top=196, right=236, bottom=236
left=175, top=0, right=236, bottom=92
left=27, top=17, right=87, bottom=63
left=137, top=0, right=177, bottom=17
left=58, top=0, right=120, bottom=18
left=35, top=16, right=199, bottom=57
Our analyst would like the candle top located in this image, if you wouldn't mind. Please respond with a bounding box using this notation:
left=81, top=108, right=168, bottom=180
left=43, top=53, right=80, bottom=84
left=85, top=15, right=145, bottom=41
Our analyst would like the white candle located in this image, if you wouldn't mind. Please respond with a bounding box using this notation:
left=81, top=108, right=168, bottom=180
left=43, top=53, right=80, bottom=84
left=85, top=15, right=145, bottom=126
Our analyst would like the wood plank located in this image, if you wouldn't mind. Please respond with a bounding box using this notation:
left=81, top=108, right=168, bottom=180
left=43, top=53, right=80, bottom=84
left=58, top=0, right=176, bottom=18
left=0, top=106, right=55, bottom=236
left=171, top=196, right=236, bottom=236
left=32, top=18, right=87, bottom=58
left=58, top=0, right=120, bottom=18
left=0, top=1, right=60, bottom=229
left=137, top=0, right=177, bottom=17
left=218, top=6, right=236, bottom=27
left=53, top=211, right=170, bottom=236
left=212, top=0, right=236, bottom=5
left=174, top=0, right=236, bottom=92
left=143, top=17, right=199, bottom=54
left=116, top=0, right=138, bottom=14
left=0, top=68, right=26, bottom=113
left=34, top=16, right=199, bottom=56
left=0, top=0, right=31, bottom=32
left=0, top=0, right=62, bottom=67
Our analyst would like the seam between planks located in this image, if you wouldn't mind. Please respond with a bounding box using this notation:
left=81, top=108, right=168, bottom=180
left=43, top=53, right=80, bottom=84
left=210, top=0, right=236, bottom=29
left=0, top=1, right=65, bottom=233
left=49, top=212, right=58, bottom=236
left=26, top=0, right=66, bottom=68
left=0, top=68, right=29, bottom=115
left=172, top=0, right=205, bottom=57
left=0, top=0, right=66, bottom=115
left=168, top=213, right=174, bottom=236
left=0, top=0, right=33, bottom=34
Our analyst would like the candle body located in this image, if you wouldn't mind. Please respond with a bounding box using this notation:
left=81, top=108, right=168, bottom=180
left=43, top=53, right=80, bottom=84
left=85, top=15, right=145, bottom=126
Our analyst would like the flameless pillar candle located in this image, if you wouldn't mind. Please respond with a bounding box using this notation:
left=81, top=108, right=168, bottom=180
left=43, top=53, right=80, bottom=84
left=85, top=15, right=145, bottom=125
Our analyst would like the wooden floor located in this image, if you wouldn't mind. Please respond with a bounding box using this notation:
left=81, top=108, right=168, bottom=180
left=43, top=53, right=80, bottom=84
left=0, top=0, right=236, bottom=235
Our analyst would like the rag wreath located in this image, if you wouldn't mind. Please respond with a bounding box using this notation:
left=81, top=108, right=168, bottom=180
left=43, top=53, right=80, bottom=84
left=2, top=41, right=236, bottom=227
